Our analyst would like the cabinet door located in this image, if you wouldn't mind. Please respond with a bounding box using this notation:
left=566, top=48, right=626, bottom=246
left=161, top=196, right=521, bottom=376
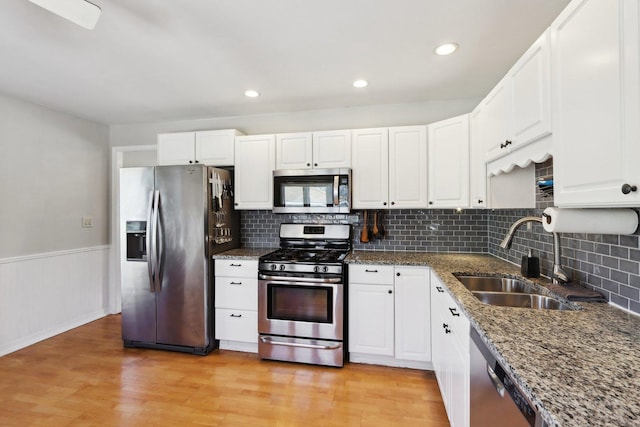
left=312, top=130, right=352, bottom=169
left=394, top=267, right=430, bottom=362
left=388, top=126, right=428, bottom=209
left=234, top=135, right=276, bottom=209
left=449, top=340, right=470, bottom=427
left=483, top=80, right=512, bottom=161
left=469, top=104, right=487, bottom=208
left=509, top=29, right=552, bottom=149
left=428, top=114, right=470, bottom=208
left=195, top=130, right=239, bottom=166
left=348, top=283, right=394, bottom=356
left=351, top=128, right=389, bottom=209
left=276, top=132, right=313, bottom=169
left=157, top=132, right=195, bottom=165
left=431, top=282, right=451, bottom=416
left=552, top=0, right=640, bottom=206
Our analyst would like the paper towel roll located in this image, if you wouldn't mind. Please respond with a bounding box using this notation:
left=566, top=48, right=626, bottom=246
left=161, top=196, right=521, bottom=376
left=542, top=207, right=639, bottom=235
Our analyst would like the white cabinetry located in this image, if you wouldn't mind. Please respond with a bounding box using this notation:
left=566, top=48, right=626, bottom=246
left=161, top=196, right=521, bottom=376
left=275, top=130, right=351, bottom=170
left=431, top=273, right=469, bottom=427
left=157, top=129, right=242, bottom=166
left=351, top=128, right=389, bottom=209
left=352, top=126, right=428, bottom=209
left=348, top=264, right=431, bottom=369
left=388, top=126, right=428, bottom=208
left=469, top=105, right=487, bottom=208
left=427, top=115, right=470, bottom=208
left=552, top=0, right=640, bottom=206
left=234, top=134, right=276, bottom=209
left=214, top=259, right=259, bottom=352
left=483, top=30, right=552, bottom=163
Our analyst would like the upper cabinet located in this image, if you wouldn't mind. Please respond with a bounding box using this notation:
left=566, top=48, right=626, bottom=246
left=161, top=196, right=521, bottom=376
left=352, top=128, right=390, bottom=209
left=275, top=130, right=351, bottom=170
left=234, top=134, right=276, bottom=210
left=352, top=126, right=428, bottom=209
left=469, top=105, right=487, bottom=208
left=427, top=115, right=470, bottom=208
left=483, top=29, right=552, bottom=163
left=552, top=0, right=640, bottom=206
left=388, top=126, right=428, bottom=209
left=157, top=129, right=243, bottom=166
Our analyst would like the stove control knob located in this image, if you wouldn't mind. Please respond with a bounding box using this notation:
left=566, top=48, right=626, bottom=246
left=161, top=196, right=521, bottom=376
left=279, top=264, right=285, bottom=271
left=313, top=266, right=320, bottom=273
left=270, top=264, right=277, bottom=271
left=323, top=266, right=329, bottom=273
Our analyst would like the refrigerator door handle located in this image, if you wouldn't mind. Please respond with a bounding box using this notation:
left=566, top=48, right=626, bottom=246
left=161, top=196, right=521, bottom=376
left=151, top=190, right=160, bottom=292
left=146, top=190, right=156, bottom=292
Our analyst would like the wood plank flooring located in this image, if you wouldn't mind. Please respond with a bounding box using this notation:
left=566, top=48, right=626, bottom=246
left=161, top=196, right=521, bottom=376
left=0, top=315, right=449, bottom=426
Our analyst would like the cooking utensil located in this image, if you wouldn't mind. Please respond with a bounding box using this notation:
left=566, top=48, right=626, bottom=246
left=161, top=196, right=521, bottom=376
left=360, top=211, right=369, bottom=243
left=372, top=211, right=379, bottom=238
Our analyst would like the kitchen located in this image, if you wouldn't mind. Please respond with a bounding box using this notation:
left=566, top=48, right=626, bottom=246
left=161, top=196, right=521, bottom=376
left=2, top=0, right=640, bottom=426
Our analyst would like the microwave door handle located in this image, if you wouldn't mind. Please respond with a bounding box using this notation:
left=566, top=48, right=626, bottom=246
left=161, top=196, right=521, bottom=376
left=333, top=175, right=339, bottom=206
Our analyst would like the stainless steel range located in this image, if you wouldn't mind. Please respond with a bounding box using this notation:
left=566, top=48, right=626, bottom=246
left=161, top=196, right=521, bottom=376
left=258, top=223, right=351, bottom=367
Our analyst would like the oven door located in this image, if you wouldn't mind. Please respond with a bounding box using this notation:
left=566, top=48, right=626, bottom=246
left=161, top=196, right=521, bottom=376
left=258, top=275, right=343, bottom=341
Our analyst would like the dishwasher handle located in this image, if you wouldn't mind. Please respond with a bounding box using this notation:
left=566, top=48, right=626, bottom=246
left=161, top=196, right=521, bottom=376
left=487, top=364, right=506, bottom=398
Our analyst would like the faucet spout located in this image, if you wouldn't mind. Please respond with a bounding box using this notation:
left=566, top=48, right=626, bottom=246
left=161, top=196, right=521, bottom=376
left=499, top=216, right=542, bottom=250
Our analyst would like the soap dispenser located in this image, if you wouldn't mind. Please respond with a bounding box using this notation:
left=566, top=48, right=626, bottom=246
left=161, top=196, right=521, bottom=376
left=520, top=249, right=540, bottom=278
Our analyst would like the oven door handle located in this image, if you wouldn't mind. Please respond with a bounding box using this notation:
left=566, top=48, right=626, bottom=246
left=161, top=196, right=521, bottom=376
left=258, top=274, right=342, bottom=284
left=260, top=336, right=342, bottom=350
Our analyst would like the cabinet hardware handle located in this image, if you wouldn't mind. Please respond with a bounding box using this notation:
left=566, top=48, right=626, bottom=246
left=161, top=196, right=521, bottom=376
left=365, top=269, right=378, bottom=273
left=230, top=314, right=242, bottom=318
left=429, top=201, right=433, bottom=205
left=500, top=142, right=505, bottom=149
left=622, top=184, right=638, bottom=194
left=442, top=323, right=449, bottom=329
left=383, top=202, right=387, bottom=206
left=314, top=163, right=318, bottom=167
left=230, top=282, right=242, bottom=285
left=396, top=272, right=400, bottom=277
left=230, top=263, right=242, bottom=267
left=449, top=307, right=460, bottom=317
left=307, top=163, right=311, bottom=167
left=391, top=201, right=395, bottom=205
left=436, top=286, right=444, bottom=293
left=189, top=160, right=194, bottom=164
left=478, top=199, right=484, bottom=204
left=195, top=160, right=199, bottom=163
left=388, top=290, right=393, bottom=294
left=445, top=328, right=452, bottom=334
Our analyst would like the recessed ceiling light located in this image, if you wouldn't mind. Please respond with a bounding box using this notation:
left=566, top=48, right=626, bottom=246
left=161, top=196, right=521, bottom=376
left=434, top=43, right=459, bottom=56
left=28, top=0, right=101, bottom=30
left=244, top=90, right=260, bottom=98
left=353, top=79, right=368, bottom=88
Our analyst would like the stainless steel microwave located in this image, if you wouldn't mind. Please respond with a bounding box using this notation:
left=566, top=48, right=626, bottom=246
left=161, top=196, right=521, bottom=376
left=273, top=168, right=351, bottom=214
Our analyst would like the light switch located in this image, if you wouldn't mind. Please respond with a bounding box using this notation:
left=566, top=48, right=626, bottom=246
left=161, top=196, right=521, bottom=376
left=82, top=216, right=94, bottom=228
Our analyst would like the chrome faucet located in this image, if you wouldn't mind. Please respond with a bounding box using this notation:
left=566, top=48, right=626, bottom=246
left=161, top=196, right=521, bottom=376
left=499, top=215, right=571, bottom=284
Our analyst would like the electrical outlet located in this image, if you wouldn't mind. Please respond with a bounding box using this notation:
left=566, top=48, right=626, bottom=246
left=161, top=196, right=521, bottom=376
left=82, top=216, right=93, bottom=228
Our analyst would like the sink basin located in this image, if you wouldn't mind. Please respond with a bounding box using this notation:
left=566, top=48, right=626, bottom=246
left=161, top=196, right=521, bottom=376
left=456, top=275, right=540, bottom=294
left=472, top=291, right=574, bottom=311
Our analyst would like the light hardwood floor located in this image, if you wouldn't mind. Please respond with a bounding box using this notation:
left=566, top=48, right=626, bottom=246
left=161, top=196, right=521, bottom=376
left=0, top=315, right=449, bottom=426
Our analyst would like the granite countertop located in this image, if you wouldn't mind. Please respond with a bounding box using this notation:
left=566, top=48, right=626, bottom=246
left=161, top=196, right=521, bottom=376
left=347, top=251, right=640, bottom=427
left=212, top=247, right=276, bottom=260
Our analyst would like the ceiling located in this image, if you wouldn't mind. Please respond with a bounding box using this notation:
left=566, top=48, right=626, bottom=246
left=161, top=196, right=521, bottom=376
left=0, top=0, right=571, bottom=125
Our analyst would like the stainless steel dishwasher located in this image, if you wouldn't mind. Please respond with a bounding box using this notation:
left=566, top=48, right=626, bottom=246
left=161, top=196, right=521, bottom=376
left=470, top=328, right=547, bottom=427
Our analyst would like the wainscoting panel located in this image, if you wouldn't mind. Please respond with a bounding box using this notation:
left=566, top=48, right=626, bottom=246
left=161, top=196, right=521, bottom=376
left=0, top=246, right=109, bottom=356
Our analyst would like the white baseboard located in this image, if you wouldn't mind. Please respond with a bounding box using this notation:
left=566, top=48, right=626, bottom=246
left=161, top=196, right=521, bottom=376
left=218, top=340, right=258, bottom=353
left=349, top=352, right=433, bottom=370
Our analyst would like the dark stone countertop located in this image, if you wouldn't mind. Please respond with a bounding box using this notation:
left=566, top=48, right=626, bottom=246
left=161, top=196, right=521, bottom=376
left=346, top=251, right=640, bottom=427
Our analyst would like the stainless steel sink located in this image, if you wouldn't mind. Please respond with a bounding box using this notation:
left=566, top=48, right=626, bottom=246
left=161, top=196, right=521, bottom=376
left=456, top=276, right=539, bottom=294
left=472, top=291, right=574, bottom=311
left=454, top=274, right=576, bottom=311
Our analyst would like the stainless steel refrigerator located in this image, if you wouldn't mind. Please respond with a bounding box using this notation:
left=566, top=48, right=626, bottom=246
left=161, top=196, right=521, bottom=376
left=119, top=165, right=239, bottom=355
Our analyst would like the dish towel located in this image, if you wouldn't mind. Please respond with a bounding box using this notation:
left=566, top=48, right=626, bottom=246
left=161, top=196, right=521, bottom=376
left=546, top=283, right=607, bottom=302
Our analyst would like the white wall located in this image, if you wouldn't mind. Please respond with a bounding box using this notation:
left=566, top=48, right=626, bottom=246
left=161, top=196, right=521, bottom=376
left=0, top=92, right=110, bottom=258
left=0, top=92, right=111, bottom=356
left=109, top=99, right=480, bottom=147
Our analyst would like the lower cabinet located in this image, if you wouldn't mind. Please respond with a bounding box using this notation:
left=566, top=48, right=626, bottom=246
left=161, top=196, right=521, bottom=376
left=431, top=272, right=470, bottom=427
left=348, top=264, right=431, bottom=369
left=214, top=259, right=258, bottom=353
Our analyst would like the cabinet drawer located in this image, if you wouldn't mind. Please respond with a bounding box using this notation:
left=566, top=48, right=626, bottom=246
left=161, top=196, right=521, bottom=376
left=215, top=277, right=258, bottom=310
left=433, top=288, right=469, bottom=351
left=215, top=259, right=258, bottom=278
left=348, top=264, right=394, bottom=284
left=215, top=309, right=258, bottom=343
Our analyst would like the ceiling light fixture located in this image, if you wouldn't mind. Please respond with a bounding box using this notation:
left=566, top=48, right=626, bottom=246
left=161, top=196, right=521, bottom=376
left=434, top=42, right=459, bottom=56
left=244, top=90, right=260, bottom=98
left=28, top=0, right=101, bottom=30
left=353, top=79, right=368, bottom=88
